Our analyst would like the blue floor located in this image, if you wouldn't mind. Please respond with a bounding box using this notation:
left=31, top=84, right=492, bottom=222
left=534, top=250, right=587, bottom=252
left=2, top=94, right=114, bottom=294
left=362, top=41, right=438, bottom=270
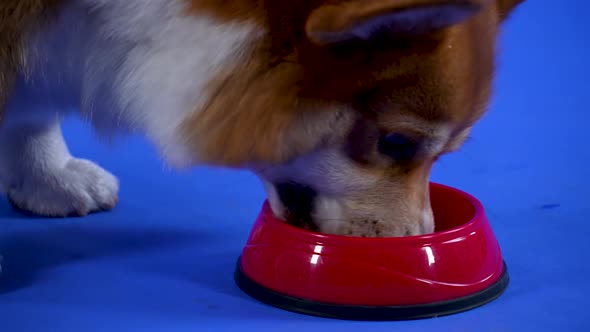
left=1, top=1, right=588, bottom=331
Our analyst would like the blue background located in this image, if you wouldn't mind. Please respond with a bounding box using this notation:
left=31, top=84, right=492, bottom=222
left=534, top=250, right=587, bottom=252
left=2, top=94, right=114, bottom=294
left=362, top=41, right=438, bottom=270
left=1, top=0, right=588, bottom=331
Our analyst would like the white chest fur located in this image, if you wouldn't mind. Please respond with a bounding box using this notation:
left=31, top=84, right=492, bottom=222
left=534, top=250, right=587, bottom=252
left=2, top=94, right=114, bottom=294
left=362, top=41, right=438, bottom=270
left=15, top=0, right=261, bottom=167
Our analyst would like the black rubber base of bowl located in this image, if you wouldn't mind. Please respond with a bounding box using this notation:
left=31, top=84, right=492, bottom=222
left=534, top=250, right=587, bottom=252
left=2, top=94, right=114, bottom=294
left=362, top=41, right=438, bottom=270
left=234, top=257, right=510, bottom=321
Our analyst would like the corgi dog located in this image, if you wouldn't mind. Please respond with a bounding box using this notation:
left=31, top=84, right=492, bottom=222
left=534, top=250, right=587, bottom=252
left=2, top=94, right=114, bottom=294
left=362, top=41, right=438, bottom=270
left=0, top=0, right=524, bottom=237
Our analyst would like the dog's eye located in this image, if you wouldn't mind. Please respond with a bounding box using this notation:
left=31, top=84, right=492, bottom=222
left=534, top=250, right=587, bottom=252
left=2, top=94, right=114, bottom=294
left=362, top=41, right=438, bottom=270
left=377, top=133, right=419, bottom=161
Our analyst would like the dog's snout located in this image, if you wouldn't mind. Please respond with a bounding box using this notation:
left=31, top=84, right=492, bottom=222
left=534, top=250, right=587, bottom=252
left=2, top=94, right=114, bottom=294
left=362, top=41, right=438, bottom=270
left=275, top=182, right=318, bottom=230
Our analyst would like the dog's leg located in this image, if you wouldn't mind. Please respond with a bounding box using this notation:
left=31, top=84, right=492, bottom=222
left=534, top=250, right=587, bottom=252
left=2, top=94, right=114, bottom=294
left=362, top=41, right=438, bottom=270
left=0, top=114, right=119, bottom=217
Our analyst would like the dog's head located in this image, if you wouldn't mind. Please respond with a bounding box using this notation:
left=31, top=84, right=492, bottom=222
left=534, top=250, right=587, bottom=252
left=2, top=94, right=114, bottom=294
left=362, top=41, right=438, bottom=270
left=182, top=0, right=525, bottom=236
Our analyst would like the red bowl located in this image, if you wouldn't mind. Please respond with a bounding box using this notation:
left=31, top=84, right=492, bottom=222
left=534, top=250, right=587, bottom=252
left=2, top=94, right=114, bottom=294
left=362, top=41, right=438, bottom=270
left=234, top=182, right=508, bottom=320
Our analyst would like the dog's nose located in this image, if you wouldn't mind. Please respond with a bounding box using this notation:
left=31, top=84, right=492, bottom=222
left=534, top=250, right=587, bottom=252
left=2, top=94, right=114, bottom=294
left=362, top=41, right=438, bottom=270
left=275, top=182, right=318, bottom=230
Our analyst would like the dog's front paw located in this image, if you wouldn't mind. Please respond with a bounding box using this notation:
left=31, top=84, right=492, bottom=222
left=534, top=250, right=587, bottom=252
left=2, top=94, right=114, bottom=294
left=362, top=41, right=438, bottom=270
left=7, top=158, right=119, bottom=217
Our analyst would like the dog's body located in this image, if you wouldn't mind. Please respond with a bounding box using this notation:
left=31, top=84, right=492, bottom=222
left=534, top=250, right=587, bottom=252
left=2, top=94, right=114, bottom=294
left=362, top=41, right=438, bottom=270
left=0, top=0, right=524, bottom=237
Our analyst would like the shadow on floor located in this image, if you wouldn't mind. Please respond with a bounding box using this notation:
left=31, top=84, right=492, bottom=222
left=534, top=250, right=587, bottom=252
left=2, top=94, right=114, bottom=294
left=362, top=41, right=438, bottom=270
left=0, top=218, right=211, bottom=295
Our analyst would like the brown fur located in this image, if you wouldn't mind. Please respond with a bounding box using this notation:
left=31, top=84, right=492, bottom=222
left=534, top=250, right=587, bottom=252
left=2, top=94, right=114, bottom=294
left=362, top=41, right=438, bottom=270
left=181, top=0, right=522, bottom=167
left=179, top=0, right=524, bottom=235
left=0, top=0, right=64, bottom=119
left=304, top=0, right=488, bottom=44
left=497, top=0, right=525, bottom=19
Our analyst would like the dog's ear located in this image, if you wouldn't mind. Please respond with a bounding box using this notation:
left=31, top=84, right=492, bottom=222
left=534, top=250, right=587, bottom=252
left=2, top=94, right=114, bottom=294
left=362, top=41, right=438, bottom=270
left=305, top=0, right=490, bottom=45
left=496, top=0, right=525, bottom=20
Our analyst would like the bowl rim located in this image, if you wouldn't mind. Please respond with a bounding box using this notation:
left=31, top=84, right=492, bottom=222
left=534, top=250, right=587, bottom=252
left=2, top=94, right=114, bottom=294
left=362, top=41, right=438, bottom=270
left=257, top=182, right=486, bottom=245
